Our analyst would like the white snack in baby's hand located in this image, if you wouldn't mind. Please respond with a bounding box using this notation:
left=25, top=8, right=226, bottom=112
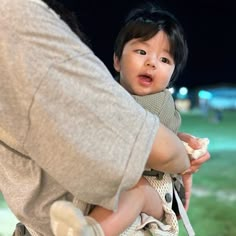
left=183, top=138, right=209, bottom=160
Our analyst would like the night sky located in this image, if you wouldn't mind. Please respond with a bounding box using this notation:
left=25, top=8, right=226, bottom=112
left=62, top=0, right=236, bottom=89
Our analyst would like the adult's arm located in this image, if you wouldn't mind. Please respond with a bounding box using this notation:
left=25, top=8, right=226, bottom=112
left=147, top=123, right=190, bottom=174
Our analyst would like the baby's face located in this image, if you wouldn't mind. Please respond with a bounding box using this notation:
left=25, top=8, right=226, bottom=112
left=114, top=30, right=175, bottom=96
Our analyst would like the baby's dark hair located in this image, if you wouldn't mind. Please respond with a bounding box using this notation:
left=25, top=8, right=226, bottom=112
left=114, top=2, right=188, bottom=85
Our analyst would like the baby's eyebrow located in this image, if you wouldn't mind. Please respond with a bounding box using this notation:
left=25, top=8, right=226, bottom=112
left=162, top=49, right=172, bottom=55
left=129, top=39, right=149, bottom=46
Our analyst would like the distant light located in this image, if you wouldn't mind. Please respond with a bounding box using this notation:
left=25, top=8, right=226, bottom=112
left=168, top=87, right=175, bottom=94
left=179, top=87, right=188, bottom=96
left=198, top=90, right=213, bottom=99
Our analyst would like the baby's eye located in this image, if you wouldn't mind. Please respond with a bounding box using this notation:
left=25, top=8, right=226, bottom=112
left=136, top=49, right=146, bottom=55
left=160, top=57, right=170, bottom=64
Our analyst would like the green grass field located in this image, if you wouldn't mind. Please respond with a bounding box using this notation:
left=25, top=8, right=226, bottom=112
left=0, top=194, right=18, bottom=236
left=0, top=109, right=236, bottom=235
left=178, top=109, right=236, bottom=236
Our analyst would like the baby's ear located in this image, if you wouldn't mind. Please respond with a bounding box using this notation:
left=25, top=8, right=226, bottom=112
left=113, top=53, right=121, bottom=72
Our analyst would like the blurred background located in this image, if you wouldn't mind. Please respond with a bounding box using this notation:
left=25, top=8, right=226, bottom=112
left=1, top=0, right=236, bottom=235
left=63, top=0, right=236, bottom=89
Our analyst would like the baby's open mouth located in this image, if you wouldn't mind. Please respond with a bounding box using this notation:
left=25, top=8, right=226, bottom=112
left=138, top=74, right=153, bottom=84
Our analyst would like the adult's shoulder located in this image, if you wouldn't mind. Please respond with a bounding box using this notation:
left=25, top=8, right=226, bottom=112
left=1, top=0, right=56, bottom=29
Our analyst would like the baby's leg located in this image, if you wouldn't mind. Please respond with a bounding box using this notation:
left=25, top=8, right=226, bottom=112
left=50, top=177, right=163, bottom=236
left=90, top=177, right=163, bottom=236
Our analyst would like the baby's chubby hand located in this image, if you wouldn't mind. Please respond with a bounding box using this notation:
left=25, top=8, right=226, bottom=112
left=178, top=133, right=211, bottom=174
left=183, top=137, right=209, bottom=160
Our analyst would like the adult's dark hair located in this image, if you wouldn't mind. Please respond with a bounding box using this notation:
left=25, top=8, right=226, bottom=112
left=43, top=0, right=91, bottom=47
left=114, top=2, right=188, bottom=85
